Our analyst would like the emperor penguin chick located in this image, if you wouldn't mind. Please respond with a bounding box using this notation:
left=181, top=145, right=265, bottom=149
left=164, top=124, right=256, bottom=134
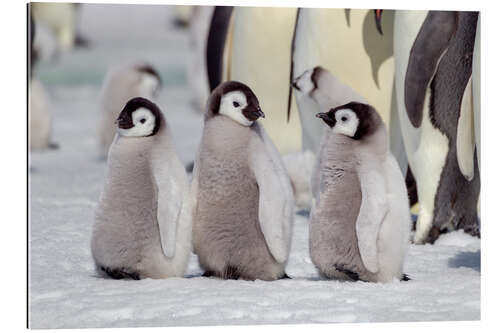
left=92, top=97, right=192, bottom=279
left=192, top=81, right=295, bottom=281
left=289, top=66, right=366, bottom=209
left=98, top=62, right=162, bottom=158
left=310, top=102, right=410, bottom=283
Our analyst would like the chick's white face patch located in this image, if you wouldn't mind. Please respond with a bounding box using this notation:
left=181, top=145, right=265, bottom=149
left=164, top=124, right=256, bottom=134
left=118, top=108, right=156, bottom=137
left=219, top=91, right=252, bottom=126
left=332, top=109, right=359, bottom=137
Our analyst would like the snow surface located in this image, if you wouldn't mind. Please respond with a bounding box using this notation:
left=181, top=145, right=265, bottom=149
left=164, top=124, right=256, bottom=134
left=29, top=4, right=480, bottom=329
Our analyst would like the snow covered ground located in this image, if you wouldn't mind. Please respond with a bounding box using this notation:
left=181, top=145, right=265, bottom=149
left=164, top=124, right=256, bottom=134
left=28, top=4, right=480, bottom=329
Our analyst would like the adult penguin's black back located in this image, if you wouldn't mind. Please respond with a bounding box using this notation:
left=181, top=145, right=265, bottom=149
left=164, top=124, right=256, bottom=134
left=287, top=8, right=301, bottom=122
left=427, top=12, right=480, bottom=242
left=405, top=11, right=480, bottom=242
left=206, top=6, right=233, bottom=91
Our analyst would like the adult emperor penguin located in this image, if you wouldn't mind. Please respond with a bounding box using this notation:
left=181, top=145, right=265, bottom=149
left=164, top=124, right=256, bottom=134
left=310, top=102, right=411, bottom=282
left=98, top=62, right=162, bottom=159
left=91, top=97, right=192, bottom=279
left=393, top=10, right=480, bottom=243
left=206, top=6, right=233, bottom=92
left=472, top=15, right=480, bottom=170
left=290, top=9, right=401, bottom=161
left=207, top=7, right=303, bottom=154
left=187, top=6, right=214, bottom=112
left=192, top=81, right=295, bottom=280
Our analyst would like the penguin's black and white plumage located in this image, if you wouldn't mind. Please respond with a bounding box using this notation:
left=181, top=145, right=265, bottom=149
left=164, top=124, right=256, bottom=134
left=207, top=7, right=302, bottom=154
left=290, top=9, right=399, bottom=159
left=393, top=10, right=480, bottom=243
left=98, top=62, right=162, bottom=158
left=206, top=6, right=233, bottom=91
left=192, top=81, right=294, bottom=280
left=187, top=6, right=214, bottom=111
left=310, top=102, right=410, bottom=283
left=91, top=97, right=192, bottom=279
left=472, top=15, right=480, bottom=171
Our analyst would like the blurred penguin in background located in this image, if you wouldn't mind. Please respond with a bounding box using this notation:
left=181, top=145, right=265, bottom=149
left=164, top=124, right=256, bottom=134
left=98, top=62, right=162, bottom=159
left=171, top=5, right=193, bottom=28
left=187, top=6, right=214, bottom=112
left=29, top=10, right=57, bottom=152
left=31, top=3, right=77, bottom=53
left=30, top=3, right=91, bottom=63
left=30, top=79, right=57, bottom=151
left=292, top=66, right=366, bottom=154
left=73, top=3, right=91, bottom=48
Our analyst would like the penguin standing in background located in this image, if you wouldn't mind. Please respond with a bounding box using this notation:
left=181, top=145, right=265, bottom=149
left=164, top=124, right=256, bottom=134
left=92, top=97, right=192, bottom=279
left=98, top=62, right=162, bottom=159
left=393, top=11, right=480, bottom=243
left=31, top=2, right=77, bottom=52
left=73, top=3, right=91, bottom=47
left=472, top=15, right=481, bottom=216
left=292, top=66, right=366, bottom=154
left=290, top=9, right=401, bottom=163
left=29, top=79, right=57, bottom=151
left=187, top=6, right=214, bottom=111
left=206, top=6, right=233, bottom=91
left=310, top=102, right=410, bottom=283
left=207, top=7, right=303, bottom=154
left=472, top=15, right=480, bottom=169
left=29, top=8, right=58, bottom=152
left=192, top=81, right=294, bottom=280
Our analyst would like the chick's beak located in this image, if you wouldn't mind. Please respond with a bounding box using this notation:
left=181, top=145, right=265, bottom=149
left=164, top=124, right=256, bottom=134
left=316, top=112, right=329, bottom=120
left=254, top=108, right=265, bottom=119
left=115, top=115, right=132, bottom=128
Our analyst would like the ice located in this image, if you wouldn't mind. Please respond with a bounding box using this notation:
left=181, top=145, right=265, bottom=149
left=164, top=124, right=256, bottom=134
left=29, top=4, right=480, bottom=329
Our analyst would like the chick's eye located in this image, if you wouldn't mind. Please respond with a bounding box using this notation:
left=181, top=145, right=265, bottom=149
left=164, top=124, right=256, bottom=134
left=233, top=101, right=240, bottom=108
left=140, top=118, right=146, bottom=124
left=341, top=116, right=348, bottom=122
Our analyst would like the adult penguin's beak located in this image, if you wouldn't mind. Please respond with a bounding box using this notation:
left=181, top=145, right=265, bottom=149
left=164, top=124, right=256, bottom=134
left=374, top=9, right=384, bottom=35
